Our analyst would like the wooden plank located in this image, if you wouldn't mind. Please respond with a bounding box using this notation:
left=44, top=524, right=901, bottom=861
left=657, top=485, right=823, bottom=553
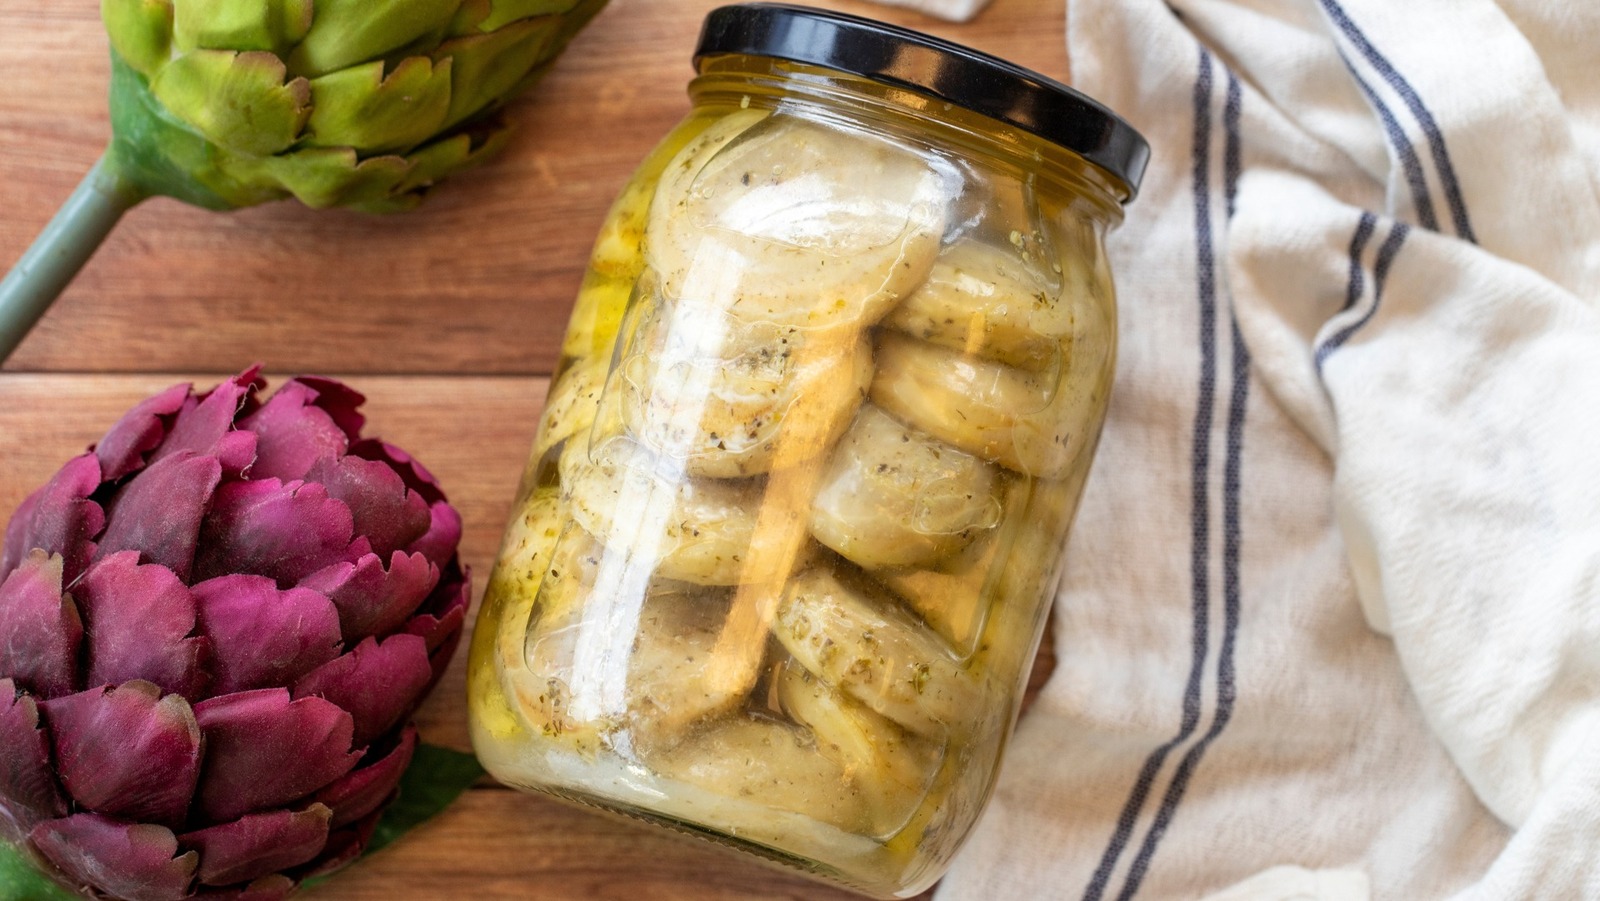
left=315, top=787, right=881, bottom=901
left=0, top=0, right=1069, bottom=376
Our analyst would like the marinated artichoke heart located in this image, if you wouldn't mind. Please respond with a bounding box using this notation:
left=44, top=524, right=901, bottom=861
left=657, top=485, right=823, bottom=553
left=773, top=565, right=986, bottom=739
left=875, top=514, right=1002, bottom=653
left=473, top=487, right=563, bottom=742
left=810, top=405, right=1002, bottom=570
left=517, top=532, right=747, bottom=751
left=533, top=356, right=608, bottom=462
left=560, top=434, right=767, bottom=586
left=882, top=238, right=1072, bottom=370
left=646, top=113, right=951, bottom=333
left=872, top=331, right=1102, bottom=478
left=776, top=660, right=942, bottom=837
left=644, top=715, right=873, bottom=834
left=620, top=297, right=874, bottom=478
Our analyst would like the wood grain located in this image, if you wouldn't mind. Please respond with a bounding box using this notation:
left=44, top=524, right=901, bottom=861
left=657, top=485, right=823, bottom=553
left=0, top=0, right=1068, bottom=376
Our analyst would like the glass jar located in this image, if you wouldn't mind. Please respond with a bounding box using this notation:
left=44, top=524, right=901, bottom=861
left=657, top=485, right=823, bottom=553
left=467, top=5, right=1147, bottom=897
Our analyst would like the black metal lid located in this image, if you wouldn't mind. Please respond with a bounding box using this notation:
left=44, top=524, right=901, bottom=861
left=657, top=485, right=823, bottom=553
left=694, top=3, right=1149, bottom=200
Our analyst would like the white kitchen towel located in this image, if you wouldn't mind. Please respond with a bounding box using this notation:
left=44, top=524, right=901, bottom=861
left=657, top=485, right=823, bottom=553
left=935, top=1, right=1600, bottom=900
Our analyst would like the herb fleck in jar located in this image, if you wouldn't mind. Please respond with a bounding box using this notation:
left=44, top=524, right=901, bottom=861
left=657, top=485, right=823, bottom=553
left=467, top=5, right=1147, bottom=896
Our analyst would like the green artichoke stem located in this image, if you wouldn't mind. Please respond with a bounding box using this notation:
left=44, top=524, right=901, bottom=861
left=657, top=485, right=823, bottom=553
left=0, top=152, right=145, bottom=365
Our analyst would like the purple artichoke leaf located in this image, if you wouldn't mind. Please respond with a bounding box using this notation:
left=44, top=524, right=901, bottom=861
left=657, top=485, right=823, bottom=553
left=95, top=382, right=190, bottom=482
left=0, top=552, right=81, bottom=699
left=406, top=500, right=463, bottom=571
left=237, top=381, right=352, bottom=482
left=192, top=689, right=360, bottom=824
left=96, top=451, right=223, bottom=583
left=297, top=801, right=383, bottom=883
left=406, top=563, right=470, bottom=652
left=192, top=575, right=343, bottom=694
left=195, top=479, right=357, bottom=587
left=194, top=873, right=296, bottom=900
left=299, top=742, right=486, bottom=892
left=407, top=564, right=470, bottom=688
left=290, top=377, right=367, bottom=441
left=348, top=440, right=444, bottom=506
left=0, top=454, right=105, bottom=587
left=298, top=550, right=438, bottom=648
left=0, top=681, right=68, bottom=833
left=150, top=369, right=262, bottom=476
left=315, top=725, right=418, bottom=828
left=40, top=681, right=201, bottom=829
left=77, top=552, right=210, bottom=699
left=179, top=803, right=332, bottom=887
left=307, top=454, right=432, bottom=560
left=293, top=635, right=432, bottom=749
left=30, top=814, right=197, bottom=901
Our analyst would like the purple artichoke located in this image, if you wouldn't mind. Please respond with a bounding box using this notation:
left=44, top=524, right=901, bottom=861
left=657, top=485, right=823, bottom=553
left=0, top=368, right=469, bottom=900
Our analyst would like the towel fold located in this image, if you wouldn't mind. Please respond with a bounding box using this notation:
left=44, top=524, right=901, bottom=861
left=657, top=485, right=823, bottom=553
left=926, top=1, right=1600, bottom=898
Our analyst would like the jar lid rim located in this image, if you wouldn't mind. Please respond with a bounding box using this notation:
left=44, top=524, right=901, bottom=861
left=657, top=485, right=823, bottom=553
left=694, top=3, right=1150, bottom=201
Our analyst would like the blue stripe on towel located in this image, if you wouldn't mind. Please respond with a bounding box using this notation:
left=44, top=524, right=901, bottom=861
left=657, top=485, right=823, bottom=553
left=1115, top=66, right=1251, bottom=901
left=1319, top=0, right=1476, bottom=242
left=1318, top=220, right=1410, bottom=363
left=1314, top=212, right=1381, bottom=371
left=1341, top=212, right=1380, bottom=313
left=1081, top=47, right=1219, bottom=901
left=1346, top=69, right=1438, bottom=232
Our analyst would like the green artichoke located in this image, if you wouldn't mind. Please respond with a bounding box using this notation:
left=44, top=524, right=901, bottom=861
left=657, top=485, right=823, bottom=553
left=0, top=369, right=469, bottom=900
left=102, top=0, right=607, bottom=212
left=0, top=0, right=608, bottom=362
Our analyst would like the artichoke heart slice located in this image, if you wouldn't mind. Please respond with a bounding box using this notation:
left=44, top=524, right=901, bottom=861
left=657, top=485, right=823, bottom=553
left=645, top=113, right=952, bottom=333
left=619, top=296, right=873, bottom=478
left=559, top=435, right=768, bottom=587
left=871, top=331, right=1108, bottom=478
left=810, top=404, right=1002, bottom=570
left=534, top=355, right=608, bottom=462
left=644, top=715, right=874, bottom=835
left=516, top=530, right=752, bottom=751
left=882, top=238, right=1072, bottom=370
left=773, top=565, right=981, bottom=739
left=777, top=660, right=941, bottom=838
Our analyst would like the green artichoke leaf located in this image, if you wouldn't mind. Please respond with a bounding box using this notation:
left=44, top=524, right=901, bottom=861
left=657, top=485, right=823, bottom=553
left=248, top=146, right=413, bottom=209
left=0, top=841, right=78, bottom=901
left=307, top=57, right=454, bottom=154
left=108, top=51, right=286, bottom=210
left=475, top=0, right=584, bottom=33
left=173, top=0, right=313, bottom=55
left=393, top=123, right=513, bottom=198
left=151, top=50, right=311, bottom=157
left=286, top=0, right=461, bottom=78
left=101, top=0, right=173, bottom=78
left=435, top=17, right=561, bottom=130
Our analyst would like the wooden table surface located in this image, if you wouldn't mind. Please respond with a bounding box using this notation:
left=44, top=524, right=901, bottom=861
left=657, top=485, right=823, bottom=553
left=0, top=2, right=1068, bottom=897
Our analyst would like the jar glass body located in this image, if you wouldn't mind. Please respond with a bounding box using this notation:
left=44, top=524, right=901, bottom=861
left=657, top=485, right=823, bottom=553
left=468, top=53, right=1125, bottom=899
